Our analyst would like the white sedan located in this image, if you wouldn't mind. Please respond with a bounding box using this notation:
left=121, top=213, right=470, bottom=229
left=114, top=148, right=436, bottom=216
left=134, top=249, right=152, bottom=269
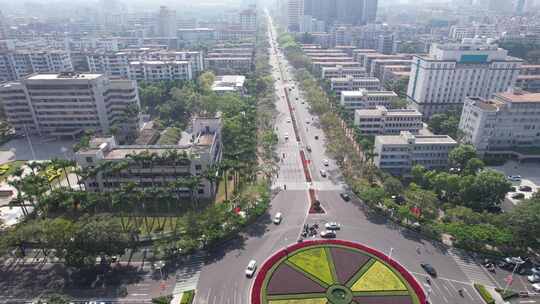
left=325, top=222, right=341, bottom=230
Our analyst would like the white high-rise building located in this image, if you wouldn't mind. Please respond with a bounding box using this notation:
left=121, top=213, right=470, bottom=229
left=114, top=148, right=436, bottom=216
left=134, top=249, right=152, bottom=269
left=407, top=39, right=522, bottom=118
left=0, top=72, right=140, bottom=140
left=286, top=0, right=304, bottom=32
left=157, top=6, right=177, bottom=38
left=459, top=90, right=540, bottom=154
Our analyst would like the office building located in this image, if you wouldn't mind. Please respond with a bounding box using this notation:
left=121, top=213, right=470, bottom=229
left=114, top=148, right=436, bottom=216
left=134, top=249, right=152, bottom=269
left=75, top=116, right=222, bottom=198
left=239, top=9, right=257, bottom=30
left=407, top=40, right=522, bottom=118
left=157, top=6, right=177, bottom=38
left=377, top=34, right=394, bottom=55
left=286, top=0, right=304, bottom=32
left=459, top=91, right=540, bottom=154
left=340, top=89, right=398, bottom=110
left=0, top=50, right=73, bottom=82
left=0, top=10, right=7, bottom=40
left=370, top=59, right=412, bottom=79
left=0, top=72, right=140, bottom=140
left=354, top=106, right=423, bottom=135
left=374, top=131, right=457, bottom=175
left=330, top=76, right=381, bottom=96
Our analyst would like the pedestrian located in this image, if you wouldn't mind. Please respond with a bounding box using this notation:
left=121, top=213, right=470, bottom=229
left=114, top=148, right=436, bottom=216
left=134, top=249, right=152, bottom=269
left=283, top=184, right=287, bottom=190
left=416, top=246, right=421, bottom=254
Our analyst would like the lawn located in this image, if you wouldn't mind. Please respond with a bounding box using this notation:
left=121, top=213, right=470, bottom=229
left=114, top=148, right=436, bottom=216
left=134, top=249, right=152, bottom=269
left=351, top=261, right=407, bottom=292
left=288, top=248, right=334, bottom=285
left=117, top=216, right=181, bottom=236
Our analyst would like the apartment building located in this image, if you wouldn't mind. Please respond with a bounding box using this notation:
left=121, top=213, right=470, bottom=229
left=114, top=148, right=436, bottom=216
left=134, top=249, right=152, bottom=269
left=129, top=61, right=192, bottom=83
left=321, top=66, right=367, bottom=80
left=358, top=53, right=412, bottom=74
left=407, top=40, right=523, bottom=118
left=340, top=90, right=398, bottom=110
left=459, top=91, right=540, bottom=154
left=205, top=57, right=252, bottom=75
left=330, top=76, right=381, bottom=96
left=354, top=106, right=423, bottom=135
left=0, top=72, right=140, bottom=140
left=374, top=131, right=457, bottom=175
left=0, top=50, right=73, bottom=82
left=177, top=28, right=216, bottom=48
left=75, top=116, right=222, bottom=198
left=516, top=75, right=540, bottom=93
left=211, top=75, right=246, bottom=95
left=87, top=52, right=131, bottom=79
left=352, top=49, right=377, bottom=63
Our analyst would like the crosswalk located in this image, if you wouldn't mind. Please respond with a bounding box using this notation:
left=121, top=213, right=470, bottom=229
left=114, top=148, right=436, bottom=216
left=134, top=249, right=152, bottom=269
left=173, top=252, right=206, bottom=294
left=447, top=248, right=498, bottom=287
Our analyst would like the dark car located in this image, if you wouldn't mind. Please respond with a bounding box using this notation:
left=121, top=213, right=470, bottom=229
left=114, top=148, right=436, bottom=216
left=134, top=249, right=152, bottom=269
left=340, top=193, right=351, bottom=201
left=421, top=263, right=437, bottom=277
left=520, top=185, right=533, bottom=192
left=314, top=135, right=319, bottom=140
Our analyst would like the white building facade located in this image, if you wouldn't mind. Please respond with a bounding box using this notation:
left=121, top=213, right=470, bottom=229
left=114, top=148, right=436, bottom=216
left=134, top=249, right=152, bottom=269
left=0, top=72, right=140, bottom=140
left=374, top=131, right=457, bottom=175
left=459, top=91, right=540, bottom=154
left=340, top=89, right=398, bottom=110
left=407, top=40, right=523, bottom=118
left=0, top=50, right=73, bottom=82
left=330, top=76, right=381, bottom=96
left=354, top=106, right=423, bottom=135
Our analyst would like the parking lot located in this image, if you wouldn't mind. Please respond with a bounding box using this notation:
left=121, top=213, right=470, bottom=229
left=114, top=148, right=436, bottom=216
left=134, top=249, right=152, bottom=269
left=489, top=160, right=540, bottom=209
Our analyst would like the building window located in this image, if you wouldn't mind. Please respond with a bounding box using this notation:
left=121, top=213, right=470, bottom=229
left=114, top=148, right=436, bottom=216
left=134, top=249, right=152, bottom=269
left=86, top=157, right=94, bottom=163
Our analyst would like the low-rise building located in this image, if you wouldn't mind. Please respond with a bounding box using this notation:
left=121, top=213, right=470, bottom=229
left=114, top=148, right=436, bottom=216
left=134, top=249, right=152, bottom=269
left=340, top=89, right=398, bottom=110
left=354, top=106, right=423, bottom=135
left=330, top=76, right=380, bottom=96
left=459, top=91, right=540, bottom=155
left=129, top=60, right=192, bottom=82
left=75, top=116, right=222, bottom=198
left=321, top=66, right=367, bottom=80
left=374, top=131, right=457, bottom=175
left=211, top=75, right=246, bottom=95
left=0, top=72, right=140, bottom=141
left=204, top=57, right=252, bottom=75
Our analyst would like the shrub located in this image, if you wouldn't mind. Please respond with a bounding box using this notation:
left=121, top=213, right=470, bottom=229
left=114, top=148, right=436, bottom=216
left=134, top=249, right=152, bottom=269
left=474, top=283, right=495, bottom=304
left=152, top=295, right=172, bottom=304
left=180, top=290, right=195, bottom=304
left=495, top=288, right=519, bottom=300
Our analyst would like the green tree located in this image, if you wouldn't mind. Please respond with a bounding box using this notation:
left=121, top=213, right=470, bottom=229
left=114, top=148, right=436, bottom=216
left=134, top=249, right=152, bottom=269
left=506, top=197, right=540, bottom=251
left=449, top=144, right=477, bottom=169
left=383, top=177, right=403, bottom=196
left=459, top=170, right=511, bottom=211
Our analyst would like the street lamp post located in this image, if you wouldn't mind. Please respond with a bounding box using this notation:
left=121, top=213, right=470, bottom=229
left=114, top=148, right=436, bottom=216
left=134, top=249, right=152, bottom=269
left=388, top=247, right=394, bottom=259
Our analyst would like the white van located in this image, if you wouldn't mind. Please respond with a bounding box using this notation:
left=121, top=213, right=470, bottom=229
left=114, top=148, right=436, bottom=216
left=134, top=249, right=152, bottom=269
left=274, top=212, right=283, bottom=224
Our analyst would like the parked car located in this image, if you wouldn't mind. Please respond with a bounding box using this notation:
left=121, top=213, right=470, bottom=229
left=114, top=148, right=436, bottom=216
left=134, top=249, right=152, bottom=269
left=274, top=212, right=283, bottom=224
left=528, top=274, right=540, bottom=283
left=340, top=193, right=351, bottom=201
left=323, top=159, right=329, bottom=166
left=507, top=175, right=522, bottom=181
left=420, top=263, right=437, bottom=277
left=531, top=267, right=540, bottom=275
left=325, top=222, right=341, bottom=230
left=306, top=145, right=312, bottom=152
left=320, top=169, right=327, bottom=177
left=512, top=193, right=525, bottom=199
left=284, top=133, right=289, bottom=140
left=532, top=283, right=540, bottom=293
left=314, top=135, right=319, bottom=140
left=320, top=230, right=336, bottom=238
left=245, top=260, right=257, bottom=277
left=520, top=185, right=533, bottom=192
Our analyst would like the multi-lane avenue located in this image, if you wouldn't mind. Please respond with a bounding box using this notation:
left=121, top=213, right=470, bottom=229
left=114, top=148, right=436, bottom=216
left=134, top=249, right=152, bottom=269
left=194, top=13, right=493, bottom=304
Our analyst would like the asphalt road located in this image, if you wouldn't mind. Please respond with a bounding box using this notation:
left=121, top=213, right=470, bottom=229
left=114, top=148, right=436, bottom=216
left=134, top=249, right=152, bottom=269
left=193, top=13, right=505, bottom=304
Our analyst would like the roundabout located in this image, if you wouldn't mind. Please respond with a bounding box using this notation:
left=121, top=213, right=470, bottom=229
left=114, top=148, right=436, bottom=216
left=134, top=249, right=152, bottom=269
left=251, top=240, right=426, bottom=304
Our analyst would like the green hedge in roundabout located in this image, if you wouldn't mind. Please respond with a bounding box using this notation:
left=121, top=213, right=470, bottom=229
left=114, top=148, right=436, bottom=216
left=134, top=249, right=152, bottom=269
left=251, top=240, right=426, bottom=304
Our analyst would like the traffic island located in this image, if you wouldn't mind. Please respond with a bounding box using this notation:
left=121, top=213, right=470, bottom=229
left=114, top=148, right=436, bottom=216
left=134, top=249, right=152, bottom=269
left=251, top=240, right=426, bottom=304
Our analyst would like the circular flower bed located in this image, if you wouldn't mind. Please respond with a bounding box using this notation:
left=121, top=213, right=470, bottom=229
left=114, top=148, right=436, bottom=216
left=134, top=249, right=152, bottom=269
left=251, top=240, right=425, bottom=304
